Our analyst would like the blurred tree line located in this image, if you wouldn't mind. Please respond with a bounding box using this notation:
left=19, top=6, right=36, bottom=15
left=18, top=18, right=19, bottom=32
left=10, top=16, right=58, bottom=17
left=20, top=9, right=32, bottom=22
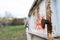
left=0, top=18, right=24, bottom=27
left=0, top=11, right=25, bottom=27
left=11, top=18, right=24, bottom=25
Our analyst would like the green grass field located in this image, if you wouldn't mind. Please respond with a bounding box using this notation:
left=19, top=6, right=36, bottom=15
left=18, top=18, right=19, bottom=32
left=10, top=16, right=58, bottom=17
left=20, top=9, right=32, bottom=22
left=0, top=25, right=26, bottom=40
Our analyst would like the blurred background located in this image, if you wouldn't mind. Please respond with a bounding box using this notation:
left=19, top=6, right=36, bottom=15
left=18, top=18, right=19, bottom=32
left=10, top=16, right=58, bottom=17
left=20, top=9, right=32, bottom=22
left=0, top=0, right=34, bottom=40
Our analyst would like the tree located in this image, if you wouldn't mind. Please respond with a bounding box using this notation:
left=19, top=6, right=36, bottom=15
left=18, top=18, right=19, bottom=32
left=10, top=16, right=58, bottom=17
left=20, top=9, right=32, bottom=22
left=4, top=11, right=13, bottom=18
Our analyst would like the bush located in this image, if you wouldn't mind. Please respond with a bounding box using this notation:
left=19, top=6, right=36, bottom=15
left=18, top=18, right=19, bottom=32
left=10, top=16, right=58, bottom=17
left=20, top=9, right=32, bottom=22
left=11, top=18, right=24, bottom=25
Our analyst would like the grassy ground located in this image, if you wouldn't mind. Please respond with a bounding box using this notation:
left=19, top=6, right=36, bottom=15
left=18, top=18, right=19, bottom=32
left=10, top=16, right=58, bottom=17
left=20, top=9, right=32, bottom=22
left=0, top=25, right=26, bottom=40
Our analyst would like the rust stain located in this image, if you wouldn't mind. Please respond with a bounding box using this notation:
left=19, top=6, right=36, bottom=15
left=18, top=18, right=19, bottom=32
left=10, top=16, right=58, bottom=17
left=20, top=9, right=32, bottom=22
left=37, top=6, right=40, bottom=18
left=33, top=11, right=35, bottom=16
left=45, top=0, right=52, bottom=38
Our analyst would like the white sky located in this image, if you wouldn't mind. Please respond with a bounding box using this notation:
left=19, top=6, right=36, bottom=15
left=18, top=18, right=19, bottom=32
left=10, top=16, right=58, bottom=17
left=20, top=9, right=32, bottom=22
left=0, top=0, right=34, bottom=18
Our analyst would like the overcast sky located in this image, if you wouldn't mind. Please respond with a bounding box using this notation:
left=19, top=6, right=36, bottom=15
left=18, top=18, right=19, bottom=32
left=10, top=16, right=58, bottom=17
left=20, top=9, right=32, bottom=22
left=0, top=0, right=34, bottom=18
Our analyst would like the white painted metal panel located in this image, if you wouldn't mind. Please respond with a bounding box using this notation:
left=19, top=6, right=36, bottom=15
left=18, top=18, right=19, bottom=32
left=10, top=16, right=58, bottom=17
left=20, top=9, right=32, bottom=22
left=28, top=0, right=47, bottom=38
left=51, top=0, right=60, bottom=37
left=27, top=0, right=60, bottom=40
left=39, top=0, right=47, bottom=36
left=56, top=0, right=60, bottom=35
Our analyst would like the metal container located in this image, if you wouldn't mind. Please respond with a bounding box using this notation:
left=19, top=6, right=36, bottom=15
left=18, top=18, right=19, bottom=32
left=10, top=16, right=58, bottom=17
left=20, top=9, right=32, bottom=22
left=26, top=0, right=60, bottom=40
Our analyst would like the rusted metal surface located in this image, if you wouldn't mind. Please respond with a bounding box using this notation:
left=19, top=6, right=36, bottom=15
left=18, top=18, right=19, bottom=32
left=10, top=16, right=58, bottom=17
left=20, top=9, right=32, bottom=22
left=28, top=0, right=42, bottom=17
left=45, top=0, right=52, bottom=38
left=37, top=6, right=40, bottom=18
left=27, top=0, right=60, bottom=40
left=27, top=0, right=47, bottom=39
